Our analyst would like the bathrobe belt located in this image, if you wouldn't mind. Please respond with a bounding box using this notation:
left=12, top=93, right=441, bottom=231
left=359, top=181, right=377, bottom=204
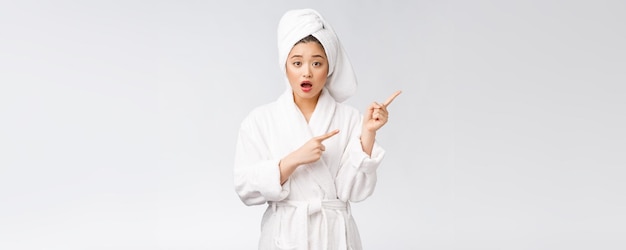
left=269, top=199, right=350, bottom=249
left=270, top=199, right=347, bottom=214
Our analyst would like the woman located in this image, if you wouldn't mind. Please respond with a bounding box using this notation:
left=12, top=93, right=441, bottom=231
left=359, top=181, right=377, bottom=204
left=234, top=9, right=400, bottom=250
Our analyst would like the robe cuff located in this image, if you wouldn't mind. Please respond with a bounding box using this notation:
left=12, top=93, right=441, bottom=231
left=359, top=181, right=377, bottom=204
left=349, top=142, right=385, bottom=174
left=252, top=159, right=289, bottom=201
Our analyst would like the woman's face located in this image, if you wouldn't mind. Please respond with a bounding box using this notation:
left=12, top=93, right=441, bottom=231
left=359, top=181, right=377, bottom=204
left=285, top=42, right=329, bottom=102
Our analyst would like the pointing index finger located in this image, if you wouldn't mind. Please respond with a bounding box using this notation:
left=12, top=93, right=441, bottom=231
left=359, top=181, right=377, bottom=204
left=383, top=90, right=402, bottom=107
left=315, top=129, right=339, bottom=141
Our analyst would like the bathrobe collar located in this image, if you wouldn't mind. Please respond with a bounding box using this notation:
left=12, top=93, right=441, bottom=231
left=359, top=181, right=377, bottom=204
left=278, top=87, right=336, bottom=138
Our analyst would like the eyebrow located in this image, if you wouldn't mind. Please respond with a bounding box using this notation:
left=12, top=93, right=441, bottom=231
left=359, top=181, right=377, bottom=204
left=289, top=54, right=326, bottom=59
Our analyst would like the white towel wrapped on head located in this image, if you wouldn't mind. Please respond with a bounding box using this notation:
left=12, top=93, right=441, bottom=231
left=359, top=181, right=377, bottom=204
left=277, top=9, right=357, bottom=103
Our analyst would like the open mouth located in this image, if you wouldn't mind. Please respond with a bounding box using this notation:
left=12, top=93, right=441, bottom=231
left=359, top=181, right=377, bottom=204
left=300, top=81, right=312, bottom=92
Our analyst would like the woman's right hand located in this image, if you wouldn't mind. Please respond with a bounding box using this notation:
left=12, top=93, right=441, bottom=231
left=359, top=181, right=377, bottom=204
left=279, top=129, right=339, bottom=184
left=290, top=129, right=339, bottom=165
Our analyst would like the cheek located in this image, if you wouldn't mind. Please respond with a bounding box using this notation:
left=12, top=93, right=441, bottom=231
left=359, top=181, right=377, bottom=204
left=318, top=68, right=329, bottom=82
left=317, top=75, right=328, bottom=87
left=287, top=68, right=303, bottom=88
left=320, top=66, right=329, bottom=78
left=286, top=66, right=297, bottom=80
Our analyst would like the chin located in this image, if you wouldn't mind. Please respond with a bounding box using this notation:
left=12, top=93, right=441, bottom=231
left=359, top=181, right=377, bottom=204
left=294, top=89, right=320, bottom=99
left=303, top=90, right=322, bottom=97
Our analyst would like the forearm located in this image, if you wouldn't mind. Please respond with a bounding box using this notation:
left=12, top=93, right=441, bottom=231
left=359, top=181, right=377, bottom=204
left=279, top=154, right=300, bottom=185
left=360, top=130, right=376, bottom=156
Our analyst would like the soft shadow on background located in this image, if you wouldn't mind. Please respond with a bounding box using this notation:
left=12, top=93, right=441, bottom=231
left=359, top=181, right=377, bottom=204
left=1, top=0, right=624, bottom=249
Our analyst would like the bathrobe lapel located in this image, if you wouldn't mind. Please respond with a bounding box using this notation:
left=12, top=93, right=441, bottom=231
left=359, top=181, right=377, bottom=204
left=277, top=88, right=338, bottom=198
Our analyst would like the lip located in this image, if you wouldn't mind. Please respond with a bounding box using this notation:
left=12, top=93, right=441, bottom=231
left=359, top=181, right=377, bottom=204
left=300, top=81, right=312, bottom=93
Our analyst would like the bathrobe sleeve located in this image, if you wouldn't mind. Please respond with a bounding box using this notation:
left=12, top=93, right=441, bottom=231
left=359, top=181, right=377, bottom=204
left=336, top=115, right=385, bottom=202
left=234, top=115, right=289, bottom=206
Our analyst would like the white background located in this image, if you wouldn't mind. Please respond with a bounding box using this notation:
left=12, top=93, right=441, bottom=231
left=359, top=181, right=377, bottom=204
left=1, top=0, right=624, bottom=249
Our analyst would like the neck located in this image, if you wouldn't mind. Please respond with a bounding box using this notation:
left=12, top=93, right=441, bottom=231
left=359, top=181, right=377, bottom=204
left=293, top=92, right=320, bottom=123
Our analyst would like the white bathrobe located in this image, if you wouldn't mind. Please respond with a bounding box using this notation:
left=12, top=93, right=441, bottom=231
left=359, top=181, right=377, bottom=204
left=234, top=88, right=385, bottom=250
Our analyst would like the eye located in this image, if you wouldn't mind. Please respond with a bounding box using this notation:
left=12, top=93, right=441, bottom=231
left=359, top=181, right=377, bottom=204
left=293, top=61, right=301, bottom=66
left=313, top=62, right=322, bottom=67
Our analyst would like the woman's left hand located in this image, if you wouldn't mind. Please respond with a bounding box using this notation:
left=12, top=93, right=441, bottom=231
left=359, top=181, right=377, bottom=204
left=363, top=91, right=401, bottom=133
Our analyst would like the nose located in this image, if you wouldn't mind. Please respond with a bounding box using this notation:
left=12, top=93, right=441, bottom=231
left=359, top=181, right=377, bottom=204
left=302, top=65, right=312, bottom=78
